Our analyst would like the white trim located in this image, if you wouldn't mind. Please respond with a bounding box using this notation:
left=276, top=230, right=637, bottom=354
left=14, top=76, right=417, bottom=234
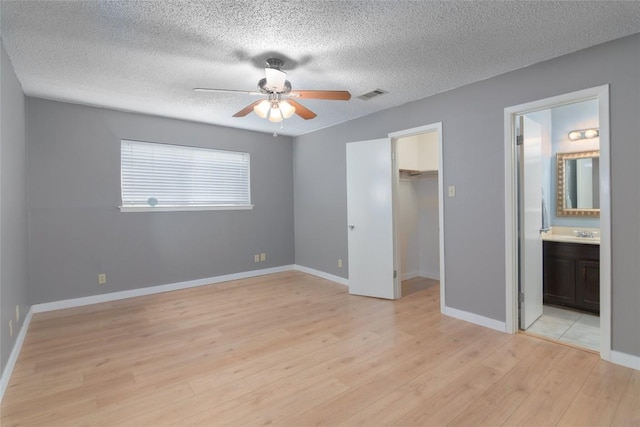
left=443, top=305, right=507, bottom=333
left=119, top=204, right=254, bottom=212
left=503, top=85, right=611, bottom=361
left=504, top=109, right=518, bottom=334
left=293, top=265, right=349, bottom=286
left=419, top=271, right=440, bottom=281
left=610, top=351, right=640, bottom=371
left=32, top=265, right=294, bottom=313
left=1, top=307, right=33, bottom=403
left=401, top=271, right=420, bottom=281
left=388, top=122, right=445, bottom=312
left=388, top=123, right=442, bottom=139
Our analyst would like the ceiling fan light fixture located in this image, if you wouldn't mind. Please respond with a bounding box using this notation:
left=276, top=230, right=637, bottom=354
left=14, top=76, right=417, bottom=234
left=253, top=100, right=270, bottom=118
left=268, top=106, right=283, bottom=122
left=199, top=57, right=350, bottom=122
left=279, top=100, right=296, bottom=118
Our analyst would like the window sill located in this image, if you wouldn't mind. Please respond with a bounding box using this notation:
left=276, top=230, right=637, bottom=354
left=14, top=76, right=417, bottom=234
left=119, top=205, right=254, bottom=213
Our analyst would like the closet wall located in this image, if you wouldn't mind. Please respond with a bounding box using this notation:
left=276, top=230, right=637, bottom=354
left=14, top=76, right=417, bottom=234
left=397, top=132, right=440, bottom=281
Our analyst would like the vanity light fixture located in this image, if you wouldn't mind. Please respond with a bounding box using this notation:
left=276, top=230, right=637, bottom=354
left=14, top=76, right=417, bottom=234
left=568, top=128, right=599, bottom=141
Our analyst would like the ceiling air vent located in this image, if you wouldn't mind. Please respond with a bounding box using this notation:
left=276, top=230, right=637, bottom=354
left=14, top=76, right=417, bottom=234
left=357, top=89, right=388, bottom=101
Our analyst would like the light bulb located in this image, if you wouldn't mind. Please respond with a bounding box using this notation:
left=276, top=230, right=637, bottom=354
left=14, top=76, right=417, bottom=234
left=279, top=100, right=296, bottom=118
left=568, top=131, right=582, bottom=141
left=253, top=100, right=270, bottom=118
left=584, top=129, right=599, bottom=139
left=269, top=106, right=283, bottom=122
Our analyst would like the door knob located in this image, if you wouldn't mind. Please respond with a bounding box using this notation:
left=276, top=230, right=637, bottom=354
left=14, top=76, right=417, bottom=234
left=348, top=225, right=355, bottom=230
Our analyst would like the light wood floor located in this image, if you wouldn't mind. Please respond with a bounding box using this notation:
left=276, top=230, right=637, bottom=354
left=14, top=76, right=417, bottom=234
left=401, top=276, right=439, bottom=297
left=2, top=271, right=638, bottom=426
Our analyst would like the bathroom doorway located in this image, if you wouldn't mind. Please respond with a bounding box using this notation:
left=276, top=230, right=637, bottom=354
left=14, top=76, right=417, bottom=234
left=504, top=86, right=611, bottom=359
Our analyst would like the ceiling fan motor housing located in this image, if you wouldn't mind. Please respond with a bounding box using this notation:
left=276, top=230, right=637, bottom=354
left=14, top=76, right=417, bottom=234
left=265, top=58, right=284, bottom=70
left=258, top=78, right=292, bottom=94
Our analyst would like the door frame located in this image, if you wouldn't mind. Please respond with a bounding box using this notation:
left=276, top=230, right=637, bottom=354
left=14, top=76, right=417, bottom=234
left=389, top=122, right=445, bottom=311
left=503, top=85, right=611, bottom=360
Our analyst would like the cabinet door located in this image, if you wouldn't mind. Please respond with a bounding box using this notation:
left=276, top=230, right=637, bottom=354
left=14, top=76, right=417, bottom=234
left=543, top=255, right=576, bottom=306
left=576, top=260, right=600, bottom=313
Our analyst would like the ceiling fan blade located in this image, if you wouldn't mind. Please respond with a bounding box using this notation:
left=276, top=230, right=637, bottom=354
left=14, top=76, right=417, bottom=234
left=194, top=88, right=262, bottom=96
left=288, top=90, right=351, bottom=101
left=233, top=100, right=263, bottom=117
left=265, top=68, right=286, bottom=92
left=288, top=100, right=317, bottom=120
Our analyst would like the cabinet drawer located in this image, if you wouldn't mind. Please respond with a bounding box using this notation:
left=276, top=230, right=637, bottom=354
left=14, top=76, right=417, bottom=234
left=543, top=241, right=599, bottom=260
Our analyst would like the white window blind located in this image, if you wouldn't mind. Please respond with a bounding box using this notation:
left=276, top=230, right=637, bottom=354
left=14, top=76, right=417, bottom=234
left=120, top=140, right=251, bottom=212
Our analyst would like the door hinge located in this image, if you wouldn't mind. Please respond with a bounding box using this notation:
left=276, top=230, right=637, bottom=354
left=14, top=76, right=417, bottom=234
left=516, top=135, right=524, bottom=146
left=393, top=270, right=397, bottom=279
left=519, top=293, right=524, bottom=303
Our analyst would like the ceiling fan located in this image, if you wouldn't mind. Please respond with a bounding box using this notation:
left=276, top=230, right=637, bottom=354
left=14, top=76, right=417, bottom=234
left=194, top=58, right=351, bottom=122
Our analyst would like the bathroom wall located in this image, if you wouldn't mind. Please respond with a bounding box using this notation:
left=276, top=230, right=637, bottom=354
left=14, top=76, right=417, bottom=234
left=549, top=99, right=600, bottom=228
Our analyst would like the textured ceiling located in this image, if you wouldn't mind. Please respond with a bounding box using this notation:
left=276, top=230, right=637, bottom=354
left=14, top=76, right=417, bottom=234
left=2, top=1, right=639, bottom=136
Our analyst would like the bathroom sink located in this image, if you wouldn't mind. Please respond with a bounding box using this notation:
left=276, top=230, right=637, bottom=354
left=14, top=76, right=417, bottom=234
left=541, top=227, right=600, bottom=245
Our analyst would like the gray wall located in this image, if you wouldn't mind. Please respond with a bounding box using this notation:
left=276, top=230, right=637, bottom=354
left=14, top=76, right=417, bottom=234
left=27, top=98, right=294, bottom=303
left=1, top=42, right=29, bottom=374
left=293, top=34, right=640, bottom=357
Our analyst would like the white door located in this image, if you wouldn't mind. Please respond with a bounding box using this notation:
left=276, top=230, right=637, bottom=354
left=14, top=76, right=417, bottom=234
left=520, top=115, right=544, bottom=329
left=346, top=138, right=396, bottom=299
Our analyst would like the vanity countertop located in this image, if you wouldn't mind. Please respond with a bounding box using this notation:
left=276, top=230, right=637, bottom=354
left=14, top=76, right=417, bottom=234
left=541, top=226, right=600, bottom=245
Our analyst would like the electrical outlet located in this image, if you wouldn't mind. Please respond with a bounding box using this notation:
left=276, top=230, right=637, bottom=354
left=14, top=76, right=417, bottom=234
left=254, top=254, right=260, bottom=263
left=9, top=320, right=13, bottom=337
left=16, top=305, right=20, bottom=322
left=260, top=253, right=266, bottom=262
left=98, top=273, right=107, bottom=285
left=338, top=259, right=343, bottom=268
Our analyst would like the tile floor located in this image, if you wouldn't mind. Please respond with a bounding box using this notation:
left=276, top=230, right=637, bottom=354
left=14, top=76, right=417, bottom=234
left=526, top=305, right=600, bottom=351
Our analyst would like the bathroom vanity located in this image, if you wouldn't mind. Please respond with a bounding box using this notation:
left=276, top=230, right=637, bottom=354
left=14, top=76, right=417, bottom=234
left=542, top=228, right=600, bottom=314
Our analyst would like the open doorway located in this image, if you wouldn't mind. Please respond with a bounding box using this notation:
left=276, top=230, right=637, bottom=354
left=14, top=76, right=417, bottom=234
left=504, top=86, right=611, bottom=359
left=345, top=123, right=444, bottom=308
left=390, top=123, right=445, bottom=310
left=517, top=99, right=601, bottom=350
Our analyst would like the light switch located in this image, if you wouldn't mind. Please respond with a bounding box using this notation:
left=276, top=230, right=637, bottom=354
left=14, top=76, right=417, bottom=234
left=448, top=186, right=456, bottom=197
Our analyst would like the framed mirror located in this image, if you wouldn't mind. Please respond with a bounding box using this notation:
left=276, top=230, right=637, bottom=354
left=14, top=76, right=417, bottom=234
left=556, top=150, right=600, bottom=217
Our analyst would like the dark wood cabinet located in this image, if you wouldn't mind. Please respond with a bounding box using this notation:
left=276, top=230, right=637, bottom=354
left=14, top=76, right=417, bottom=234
left=543, top=241, right=600, bottom=314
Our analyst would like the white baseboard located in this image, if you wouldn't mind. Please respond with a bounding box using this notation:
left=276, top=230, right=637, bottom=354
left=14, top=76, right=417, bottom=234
left=419, top=270, right=440, bottom=280
left=293, top=265, right=349, bottom=286
left=32, top=265, right=295, bottom=313
left=610, top=350, right=640, bottom=371
left=444, top=305, right=507, bottom=333
left=1, top=306, right=33, bottom=403
left=401, top=271, right=419, bottom=281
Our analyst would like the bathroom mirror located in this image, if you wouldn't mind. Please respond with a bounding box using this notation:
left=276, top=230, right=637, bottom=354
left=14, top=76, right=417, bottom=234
left=556, top=150, right=600, bottom=217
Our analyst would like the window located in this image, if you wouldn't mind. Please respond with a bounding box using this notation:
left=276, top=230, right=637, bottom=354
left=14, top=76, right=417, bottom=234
left=120, top=140, right=252, bottom=212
